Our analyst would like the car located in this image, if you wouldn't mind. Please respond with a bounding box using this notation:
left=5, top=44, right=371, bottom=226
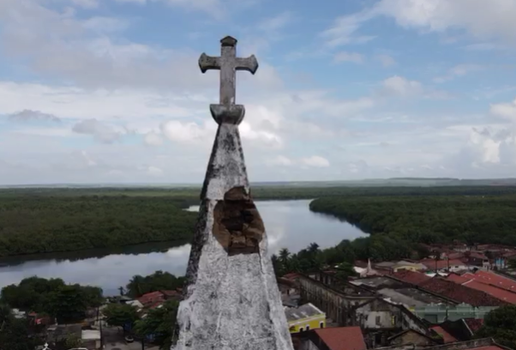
left=124, top=335, right=134, bottom=343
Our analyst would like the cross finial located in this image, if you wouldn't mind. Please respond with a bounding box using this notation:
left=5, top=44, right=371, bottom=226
left=198, top=36, right=259, bottom=124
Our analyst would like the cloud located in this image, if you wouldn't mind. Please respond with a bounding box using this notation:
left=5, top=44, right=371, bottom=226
left=266, top=155, right=293, bottom=166
left=379, top=76, right=423, bottom=97
left=375, top=54, right=396, bottom=67
left=72, top=0, right=99, bottom=8
left=434, top=64, right=484, bottom=83
left=147, top=166, right=164, bottom=177
left=301, top=156, right=330, bottom=168
left=8, top=109, right=61, bottom=122
left=372, top=0, right=516, bottom=45
left=321, top=12, right=376, bottom=47
left=144, top=132, right=164, bottom=146
left=333, top=51, right=364, bottom=64
left=257, top=12, right=293, bottom=32
left=490, top=98, right=516, bottom=122
left=72, top=119, right=123, bottom=144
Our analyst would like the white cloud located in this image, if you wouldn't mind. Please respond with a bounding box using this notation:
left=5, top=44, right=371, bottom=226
left=434, top=64, right=484, bottom=83
left=321, top=12, right=376, bottom=47
left=147, top=166, right=164, bottom=177
left=301, top=156, right=330, bottom=168
left=375, top=54, right=396, bottom=67
left=72, top=0, right=99, bottom=8
left=72, top=119, right=123, bottom=144
left=333, top=51, right=364, bottom=64
left=257, top=12, right=292, bottom=32
left=380, top=76, right=423, bottom=97
left=372, top=0, right=516, bottom=45
left=490, top=98, right=516, bottom=122
left=144, top=132, right=164, bottom=146
left=266, top=155, right=293, bottom=166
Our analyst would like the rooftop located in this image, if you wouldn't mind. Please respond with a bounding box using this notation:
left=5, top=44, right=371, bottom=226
left=285, top=303, right=324, bottom=321
left=350, top=276, right=405, bottom=289
left=390, top=270, right=432, bottom=286
left=314, top=326, right=366, bottom=350
left=378, top=287, right=451, bottom=308
left=421, top=259, right=466, bottom=270
left=418, top=278, right=507, bottom=307
left=430, top=326, right=457, bottom=343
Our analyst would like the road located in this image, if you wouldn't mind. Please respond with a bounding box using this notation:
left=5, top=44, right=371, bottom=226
left=102, top=326, right=159, bottom=350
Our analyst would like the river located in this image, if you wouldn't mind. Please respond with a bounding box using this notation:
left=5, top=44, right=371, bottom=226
left=0, top=200, right=367, bottom=295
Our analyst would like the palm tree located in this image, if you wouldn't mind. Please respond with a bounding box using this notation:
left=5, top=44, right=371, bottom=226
left=278, top=248, right=291, bottom=264
left=308, top=242, right=320, bottom=254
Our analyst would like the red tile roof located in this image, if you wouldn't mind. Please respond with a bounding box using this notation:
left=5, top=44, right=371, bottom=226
left=418, top=277, right=507, bottom=306
left=462, top=280, right=516, bottom=304
left=463, top=318, right=484, bottom=333
left=314, top=326, right=366, bottom=350
left=390, top=270, right=431, bottom=286
left=446, top=273, right=471, bottom=284
left=421, top=259, right=466, bottom=270
left=137, top=291, right=164, bottom=306
left=470, top=271, right=516, bottom=292
left=430, top=326, right=457, bottom=343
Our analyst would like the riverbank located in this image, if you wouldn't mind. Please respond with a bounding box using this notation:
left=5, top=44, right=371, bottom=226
left=0, top=200, right=367, bottom=294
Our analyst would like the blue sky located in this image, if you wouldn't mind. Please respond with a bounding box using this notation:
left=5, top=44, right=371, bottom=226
left=1, top=0, right=516, bottom=184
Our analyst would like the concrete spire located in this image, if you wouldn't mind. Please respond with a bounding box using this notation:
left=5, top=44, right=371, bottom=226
left=172, top=36, right=294, bottom=350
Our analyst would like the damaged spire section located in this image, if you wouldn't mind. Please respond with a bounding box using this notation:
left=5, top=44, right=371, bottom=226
left=172, top=36, right=294, bottom=350
left=213, top=186, right=264, bottom=256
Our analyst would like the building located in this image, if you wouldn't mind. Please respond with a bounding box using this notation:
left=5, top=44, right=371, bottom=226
left=420, top=259, right=468, bottom=273
left=350, top=298, right=430, bottom=347
left=429, top=326, right=457, bottom=343
left=375, top=261, right=427, bottom=273
left=414, top=304, right=498, bottom=323
left=377, top=287, right=453, bottom=310
left=387, top=329, right=440, bottom=347
left=375, top=337, right=512, bottom=350
left=446, top=272, right=516, bottom=304
left=299, top=326, right=366, bottom=350
left=285, top=303, right=326, bottom=333
left=82, top=329, right=101, bottom=349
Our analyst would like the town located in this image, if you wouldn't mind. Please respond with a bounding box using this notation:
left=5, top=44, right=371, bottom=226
left=3, top=241, right=516, bottom=350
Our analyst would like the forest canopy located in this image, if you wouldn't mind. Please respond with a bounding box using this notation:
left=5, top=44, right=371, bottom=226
left=310, top=194, right=516, bottom=249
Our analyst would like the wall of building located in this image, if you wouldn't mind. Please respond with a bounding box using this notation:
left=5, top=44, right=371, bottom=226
left=289, top=315, right=326, bottom=333
left=298, top=276, right=373, bottom=326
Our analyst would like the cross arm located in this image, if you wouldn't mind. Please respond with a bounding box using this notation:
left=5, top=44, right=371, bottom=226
left=199, top=53, right=221, bottom=73
left=235, top=55, right=259, bottom=74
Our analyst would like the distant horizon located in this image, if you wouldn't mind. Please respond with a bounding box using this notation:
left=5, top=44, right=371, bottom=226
left=2, top=177, right=516, bottom=188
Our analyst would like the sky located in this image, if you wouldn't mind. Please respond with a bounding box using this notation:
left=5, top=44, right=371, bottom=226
left=1, top=0, right=516, bottom=185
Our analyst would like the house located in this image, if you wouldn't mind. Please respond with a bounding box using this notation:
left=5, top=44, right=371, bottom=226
left=136, top=290, right=181, bottom=310
left=377, top=287, right=453, bottom=310
left=82, top=329, right=101, bottom=349
left=464, top=252, right=490, bottom=269
left=375, top=261, right=427, bottom=273
left=350, top=298, right=430, bottom=347
left=446, top=272, right=516, bottom=304
left=285, top=303, right=326, bottom=333
left=417, top=277, right=508, bottom=307
left=414, top=304, right=497, bottom=323
left=279, top=277, right=301, bottom=307
left=420, top=259, right=467, bottom=273
left=387, top=329, right=439, bottom=347
left=46, top=324, right=82, bottom=344
left=429, top=326, right=457, bottom=343
left=437, top=318, right=484, bottom=341
left=299, top=326, right=366, bottom=350
left=375, top=337, right=512, bottom=350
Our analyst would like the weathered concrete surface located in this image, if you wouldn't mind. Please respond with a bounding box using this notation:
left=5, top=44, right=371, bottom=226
left=172, top=37, right=294, bottom=350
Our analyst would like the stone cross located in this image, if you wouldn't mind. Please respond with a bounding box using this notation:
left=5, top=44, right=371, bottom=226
left=199, top=36, right=258, bottom=125
left=172, top=36, right=294, bottom=350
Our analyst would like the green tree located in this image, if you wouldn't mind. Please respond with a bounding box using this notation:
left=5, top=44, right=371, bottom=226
left=334, top=262, right=358, bottom=280
left=126, top=271, right=185, bottom=298
left=134, top=300, right=179, bottom=349
left=0, top=307, right=35, bottom=350
left=48, top=285, right=87, bottom=324
left=476, top=305, right=516, bottom=349
left=103, top=303, right=140, bottom=329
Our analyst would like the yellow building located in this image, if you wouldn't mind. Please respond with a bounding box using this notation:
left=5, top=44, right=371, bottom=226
left=285, top=303, right=326, bottom=333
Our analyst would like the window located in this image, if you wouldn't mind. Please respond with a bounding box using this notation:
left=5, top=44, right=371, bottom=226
left=375, top=316, right=381, bottom=326
left=320, top=322, right=324, bottom=329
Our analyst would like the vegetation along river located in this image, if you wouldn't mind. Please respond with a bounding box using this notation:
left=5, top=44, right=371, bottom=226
left=0, top=200, right=367, bottom=295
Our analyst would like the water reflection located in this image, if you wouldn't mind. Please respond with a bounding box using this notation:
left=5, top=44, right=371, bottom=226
left=0, top=200, right=366, bottom=295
